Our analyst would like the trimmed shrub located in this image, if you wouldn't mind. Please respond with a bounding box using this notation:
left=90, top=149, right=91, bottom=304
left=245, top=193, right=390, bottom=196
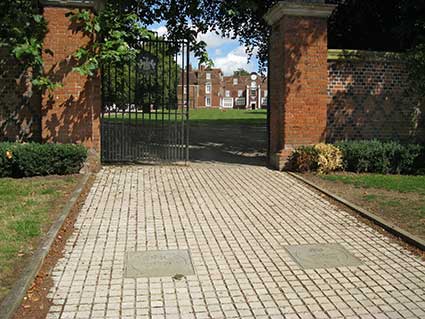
left=336, top=140, right=424, bottom=175
left=314, top=143, right=343, bottom=174
left=287, top=145, right=319, bottom=172
left=0, top=142, right=87, bottom=178
left=287, top=144, right=343, bottom=174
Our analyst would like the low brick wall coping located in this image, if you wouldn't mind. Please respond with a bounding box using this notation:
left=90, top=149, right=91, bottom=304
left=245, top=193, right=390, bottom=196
left=328, top=49, right=403, bottom=62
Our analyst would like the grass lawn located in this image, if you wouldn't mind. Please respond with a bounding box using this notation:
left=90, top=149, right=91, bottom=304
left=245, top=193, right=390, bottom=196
left=104, top=108, right=267, bottom=126
left=303, top=173, right=425, bottom=240
left=0, top=176, right=79, bottom=303
left=189, top=109, right=267, bottom=125
left=321, top=174, right=425, bottom=194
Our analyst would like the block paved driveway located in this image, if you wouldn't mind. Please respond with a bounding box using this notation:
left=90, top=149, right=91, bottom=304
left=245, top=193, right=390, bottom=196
left=47, top=164, right=425, bottom=319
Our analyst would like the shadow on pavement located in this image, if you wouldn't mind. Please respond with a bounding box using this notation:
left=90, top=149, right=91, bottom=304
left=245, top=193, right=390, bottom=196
left=189, top=123, right=267, bottom=166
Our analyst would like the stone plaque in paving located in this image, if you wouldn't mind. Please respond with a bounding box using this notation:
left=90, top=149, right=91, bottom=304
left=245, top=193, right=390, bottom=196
left=285, top=244, right=363, bottom=269
left=125, top=250, right=195, bottom=278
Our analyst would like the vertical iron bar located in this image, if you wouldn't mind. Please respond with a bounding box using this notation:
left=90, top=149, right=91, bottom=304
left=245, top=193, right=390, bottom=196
left=147, top=40, right=152, bottom=161
left=121, top=63, right=125, bottom=162
left=114, top=63, right=118, bottom=162
left=173, top=44, right=178, bottom=162
left=100, top=64, right=105, bottom=162
left=106, top=64, right=111, bottom=162
left=109, top=64, right=113, bottom=162
left=154, top=37, right=162, bottom=160
left=128, top=61, right=131, bottom=161
left=161, top=40, right=166, bottom=161
left=180, top=41, right=185, bottom=161
left=135, top=54, right=139, bottom=161
left=167, top=42, right=172, bottom=162
left=141, top=41, right=146, bottom=161
left=155, top=38, right=159, bottom=161
left=267, top=52, right=271, bottom=164
left=185, top=40, right=190, bottom=163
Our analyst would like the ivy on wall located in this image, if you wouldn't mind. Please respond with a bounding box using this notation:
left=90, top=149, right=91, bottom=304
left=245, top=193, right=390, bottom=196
left=0, top=0, right=55, bottom=90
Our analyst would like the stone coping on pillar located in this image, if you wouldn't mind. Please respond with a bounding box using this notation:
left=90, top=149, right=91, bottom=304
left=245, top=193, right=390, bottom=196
left=39, top=0, right=104, bottom=11
left=264, top=1, right=336, bottom=26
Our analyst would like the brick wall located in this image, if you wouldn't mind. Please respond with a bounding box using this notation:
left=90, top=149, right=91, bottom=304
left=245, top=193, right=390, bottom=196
left=268, top=14, right=330, bottom=167
left=0, top=50, right=41, bottom=142
left=282, top=16, right=329, bottom=147
left=197, top=66, right=223, bottom=108
left=327, top=50, right=424, bottom=143
left=268, top=20, right=284, bottom=158
left=41, top=6, right=101, bottom=151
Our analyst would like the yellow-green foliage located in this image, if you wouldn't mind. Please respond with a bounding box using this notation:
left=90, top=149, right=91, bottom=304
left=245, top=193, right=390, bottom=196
left=314, top=143, right=343, bottom=174
left=288, top=143, right=343, bottom=174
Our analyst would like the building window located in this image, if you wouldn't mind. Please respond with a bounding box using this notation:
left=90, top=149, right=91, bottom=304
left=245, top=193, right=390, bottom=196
left=205, top=96, right=211, bottom=107
left=237, top=90, right=243, bottom=97
left=264, top=90, right=268, bottom=97
left=206, top=72, right=211, bottom=80
left=183, top=86, right=187, bottom=94
left=225, top=90, right=230, bottom=97
left=222, top=98, right=233, bottom=109
left=236, top=98, right=246, bottom=106
left=205, top=83, right=211, bottom=94
left=251, top=88, right=257, bottom=97
left=233, top=78, right=238, bottom=85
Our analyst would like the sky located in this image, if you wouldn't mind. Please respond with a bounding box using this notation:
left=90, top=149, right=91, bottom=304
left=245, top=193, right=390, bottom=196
left=151, top=23, right=259, bottom=75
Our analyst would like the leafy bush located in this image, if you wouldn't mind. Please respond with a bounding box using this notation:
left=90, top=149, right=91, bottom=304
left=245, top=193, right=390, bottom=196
left=287, top=146, right=319, bottom=172
left=288, top=144, right=343, bottom=174
left=336, top=140, right=424, bottom=174
left=0, top=142, right=87, bottom=178
left=288, top=140, right=424, bottom=175
left=314, top=143, right=343, bottom=174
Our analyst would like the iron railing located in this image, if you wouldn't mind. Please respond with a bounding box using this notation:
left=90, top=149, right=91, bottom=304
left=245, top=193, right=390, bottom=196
left=101, top=37, right=190, bottom=163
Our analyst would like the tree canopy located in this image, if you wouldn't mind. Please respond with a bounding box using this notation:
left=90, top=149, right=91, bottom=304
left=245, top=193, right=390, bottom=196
left=0, top=0, right=424, bottom=93
left=328, top=0, right=425, bottom=51
left=233, top=69, right=251, bottom=77
left=0, top=0, right=49, bottom=87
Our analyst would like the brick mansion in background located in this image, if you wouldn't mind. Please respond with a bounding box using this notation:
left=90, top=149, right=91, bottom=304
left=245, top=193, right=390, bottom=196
left=181, top=65, right=268, bottom=110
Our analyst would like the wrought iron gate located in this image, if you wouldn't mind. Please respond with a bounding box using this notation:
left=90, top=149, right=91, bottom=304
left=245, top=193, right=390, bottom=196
left=101, top=37, right=190, bottom=163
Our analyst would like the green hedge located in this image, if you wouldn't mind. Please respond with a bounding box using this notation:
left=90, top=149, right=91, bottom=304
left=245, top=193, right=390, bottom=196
left=0, top=143, right=88, bottom=178
left=336, top=140, right=424, bottom=175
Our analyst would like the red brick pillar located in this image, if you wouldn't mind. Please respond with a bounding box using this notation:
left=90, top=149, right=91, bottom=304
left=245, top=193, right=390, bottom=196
left=40, top=0, right=102, bottom=152
left=265, top=1, right=335, bottom=170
